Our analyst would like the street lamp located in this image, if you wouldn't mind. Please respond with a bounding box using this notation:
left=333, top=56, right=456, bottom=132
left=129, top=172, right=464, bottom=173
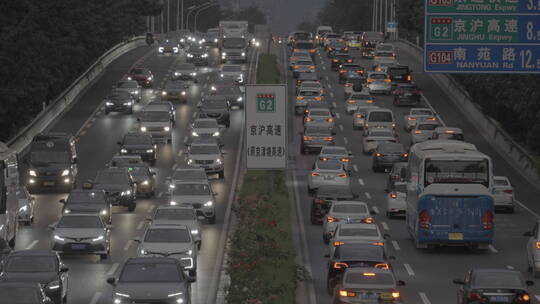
left=186, top=1, right=215, bottom=32
left=194, top=2, right=219, bottom=33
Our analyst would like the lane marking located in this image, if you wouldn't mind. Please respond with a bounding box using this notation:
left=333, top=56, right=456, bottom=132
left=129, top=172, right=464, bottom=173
left=177, top=150, right=183, bottom=157
left=332, top=101, right=337, bottom=108
left=158, top=191, right=163, bottom=198
left=404, top=263, right=415, bottom=276
left=192, top=112, right=197, bottom=118
left=419, top=292, right=432, bottom=304
left=381, top=221, right=389, bottom=231
left=339, top=124, right=344, bottom=132
left=515, top=200, right=540, bottom=219
left=358, top=178, right=365, bottom=186
left=322, top=66, right=326, bottom=70
left=506, top=265, right=514, bottom=269
left=489, top=244, right=498, bottom=253
left=325, top=76, right=329, bottom=81
left=89, top=292, right=102, bottom=304
left=25, top=240, right=38, bottom=250
left=80, top=130, right=87, bottom=136
left=535, top=295, right=540, bottom=302
left=106, top=263, right=119, bottom=276
left=203, top=83, right=208, bottom=88
left=148, top=205, right=155, bottom=213
left=330, top=92, right=334, bottom=98
left=392, top=240, right=401, bottom=251
left=372, top=206, right=380, bottom=214
left=365, top=192, right=371, bottom=199
left=343, top=137, right=349, bottom=144
left=353, top=165, right=359, bottom=172
left=136, top=221, right=145, bottom=230
left=336, top=113, right=341, bottom=119
left=327, top=84, right=332, bottom=89
left=183, top=136, right=188, bottom=143
left=172, top=163, right=178, bottom=170
left=123, top=240, right=133, bottom=251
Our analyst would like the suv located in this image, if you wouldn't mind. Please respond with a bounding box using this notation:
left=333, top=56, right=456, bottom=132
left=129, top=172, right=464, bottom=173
left=198, top=95, right=231, bottom=127
left=169, top=179, right=217, bottom=224
left=104, top=90, right=134, bottom=115
left=113, top=79, right=141, bottom=102
left=186, top=45, right=209, bottom=65
left=139, top=106, right=173, bottom=144
left=91, top=168, right=136, bottom=211
left=173, top=63, right=198, bottom=82
left=60, top=189, right=112, bottom=224
left=27, top=133, right=78, bottom=193
left=118, top=131, right=156, bottom=164
left=150, top=204, right=202, bottom=249
left=186, top=138, right=225, bottom=178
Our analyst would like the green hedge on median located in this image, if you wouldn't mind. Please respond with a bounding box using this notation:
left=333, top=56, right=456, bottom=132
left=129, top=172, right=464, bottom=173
left=256, top=54, right=280, bottom=84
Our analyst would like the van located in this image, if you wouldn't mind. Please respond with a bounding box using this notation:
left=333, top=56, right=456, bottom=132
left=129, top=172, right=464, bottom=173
left=315, top=26, right=333, bottom=45
left=364, top=108, right=396, bottom=131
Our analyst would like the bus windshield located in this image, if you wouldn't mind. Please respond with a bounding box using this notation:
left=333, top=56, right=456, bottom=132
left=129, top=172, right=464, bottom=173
left=424, top=159, right=489, bottom=187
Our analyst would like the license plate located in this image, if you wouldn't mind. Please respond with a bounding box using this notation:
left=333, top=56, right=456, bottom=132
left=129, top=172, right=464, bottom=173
left=360, top=293, right=378, bottom=300
left=489, top=296, right=510, bottom=302
left=71, top=244, right=86, bottom=250
left=43, top=181, right=55, bottom=186
left=324, top=176, right=335, bottom=180
left=404, top=93, right=412, bottom=97
left=448, top=232, right=463, bottom=240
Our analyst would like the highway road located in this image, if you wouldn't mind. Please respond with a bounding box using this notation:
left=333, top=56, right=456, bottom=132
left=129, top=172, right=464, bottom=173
left=278, top=41, right=540, bottom=304
left=14, top=43, right=257, bottom=304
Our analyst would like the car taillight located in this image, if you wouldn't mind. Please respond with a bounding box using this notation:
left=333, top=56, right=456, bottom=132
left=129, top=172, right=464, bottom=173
left=328, top=47, right=333, bottom=51
left=319, top=157, right=329, bottom=161
left=303, top=136, right=313, bottom=141
left=314, top=96, right=322, bottom=101
left=293, top=48, right=299, bottom=52
left=415, top=130, right=422, bottom=134
left=406, top=75, right=412, bottom=81
left=367, top=79, right=374, bottom=83
left=323, top=136, right=333, bottom=141
left=344, top=48, right=349, bottom=51
left=314, top=199, right=327, bottom=205
left=375, top=153, right=383, bottom=157
left=347, top=59, right=353, bottom=62
left=362, top=217, right=374, bottom=224
left=297, top=96, right=304, bottom=100
left=345, top=83, right=351, bottom=87
left=372, top=242, right=384, bottom=246
left=333, top=262, right=348, bottom=269
left=408, top=117, right=417, bottom=120
left=333, top=241, right=345, bottom=247
left=294, top=65, right=300, bottom=69
left=419, top=210, right=430, bottom=229
left=402, top=153, right=409, bottom=158
left=327, top=216, right=339, bottom=223
left=339, top=290, right=356, bottom=297
left=467, top=292, right=482, bottom=301
left=384, top=79, right=391, bottom=83
left=327, top=118, right=334, bottom=122
left=503, top=189, right=513, bottom=194
left=356, top=70, right=363, bottom=73
left=305, top=117, right=314, bottom=122
left=356, top=114, right=364, bottom=118
left=340, top=158, right=350, bottom=162
left=311, top=172, right=320, bottom=176
left=340, top=70, right=346, bottom=73
left=347, top=100, right=356, bottom=104
left=333, top=59, right=339, bottom=62
left=309, top=65, right=315, bottom=69
left=426, top=117, right=436, bottom=121
left=390, top=192, right=398, bottom=199
left=337, top=173, right=348, bottom=178
left=536, top=242, right=540, bottom=249
left=391, top=291, right=400, bottom=299
left=520, top=293, right=531, bottom=302
left=310, top=49, right=316, bottom=53
left=482, top=211, right=493, bottom=230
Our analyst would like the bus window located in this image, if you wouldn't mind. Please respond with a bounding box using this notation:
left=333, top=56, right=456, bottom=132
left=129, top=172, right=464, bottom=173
left=424, top=159, right=489, bottom=188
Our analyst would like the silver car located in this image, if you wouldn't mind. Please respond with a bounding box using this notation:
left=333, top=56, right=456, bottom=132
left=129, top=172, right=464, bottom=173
left=139, top=107, right=173, bottom=144
left=173, top=63, right=198, bottom=82
left=189, top=118, right=222, bottom=141
left=362, top=128, right=398, bottom=154
left=168, top=167, right=208, bottom=185
left=346, top=92, right=374, bottom=114
left=220, top=64, right=244, bottom=84
left=298, top=80, right=324, bottom=96
left=295, top=88, right=324, bottom=115
left=353, top=105, right=380, bottom=129
left=404, top=108, right=436, bottom=131
left=293, top=59, right=316, bottom=78
left=333, top=267, right=404, bottom=304
left=136, top=223, right=198, bottom=276
left=114, top=79, right=142, bottom=102
left=493, top=176, right=515, bottom=212
left=169, top=180, right=217, bottom=224
left=16, top=187, right=34, bottom=225
left=411, top=121, right=441, bottom=144
left=525, top=221, right=540, bottom=277
left=186, top=138, right=225, bottom=178
left=150, top=204, right=202, bottom=249
left=366, top=71, right=392, bottom=95
left=49, top=213, right=110, bottom=259
left=364, top=108, right=396, bottom=132
left=308, top=159, right=350, bottom=192
left=318, top=146, right=352, bottom=172
left=304, top=107, right=334, bottom=129
left=322, top=201, right=373, bottom=244
left=329, top=222, right=386, bottom=254
left=161, top=79, right=189, bottom=103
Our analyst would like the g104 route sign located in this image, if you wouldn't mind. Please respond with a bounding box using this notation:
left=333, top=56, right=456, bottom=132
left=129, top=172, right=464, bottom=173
left=424, top=0, right=540, bottom=73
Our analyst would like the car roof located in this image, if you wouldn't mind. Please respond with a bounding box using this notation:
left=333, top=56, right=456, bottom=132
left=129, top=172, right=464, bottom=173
left=9, top=250, right=57, bottom=257
left=126, top=257, right=177, bottom=264
left=148, top=223, right=190, bottom=230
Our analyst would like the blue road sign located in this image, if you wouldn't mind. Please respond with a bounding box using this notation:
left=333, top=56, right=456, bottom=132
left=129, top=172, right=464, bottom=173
left=387, top=22, right=397, bottom=33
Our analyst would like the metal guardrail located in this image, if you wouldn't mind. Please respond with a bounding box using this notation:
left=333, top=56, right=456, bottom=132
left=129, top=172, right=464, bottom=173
left=7, top=36, right=146, bottom=153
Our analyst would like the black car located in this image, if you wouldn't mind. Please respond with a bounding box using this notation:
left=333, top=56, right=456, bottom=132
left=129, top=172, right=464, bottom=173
left=104, top=90, right=134, bottom=115
left=301, top=126, right=335, bottom=154
left=331, top=52, right=353, bottom=71
left=327, top=41, right=348, bottom=57
left=161, top=79, right=189, bottom=103
left=454, top=268, right=533, bottom=304
left=60, top=189, right=112, bottom=224
left=214, top=85, right=244, bottom=109
left=198, top=96, right=231, bottom=127
left=386, top=162, right=407, bottom=192
left=325, top=243, right=393, bottom=294
left=186, top=45, right=209, bottom=65
left=372, top=142, right=408, bottom=172
left=385, top=64, right=412, bottom=86
left=310, top=185, right=355, bottom=225
left=91, top=168, right=136, bottom=211
left=0, top=250, right=69, bottom=304
left=107, top=257, right=195, bottom=304
left=0, top=282, right=55, bottom=304
left=118, top=131, right=156, bottom=164
left=296, top=72, right=321, bottom=87
left=339, top=63, right=364, bottom=84
left=393, top=83, right=421, bottom=106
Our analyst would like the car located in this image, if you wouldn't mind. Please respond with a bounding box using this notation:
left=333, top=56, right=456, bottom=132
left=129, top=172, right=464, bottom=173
left=366, top=71, right=392, bottom=95
left=453, top=268, right=533, bottom=304
left=323, top=201, right=373, bottom=244
left=104, top=90, right=134, bottom=115
left=345, top=32, right=363, bottom=49
left=338, top=63, right=364, bottom=84
left=301, top=126, right=335, bottom=154
left=186, top=45, right=209, bottom=65
left=295, top=88, right=324, bottom=115
left=372, top=142, right=408, bottom=172
left=525, top=221, right=540, bottom=277
left=168, top=167, right=208, bottom=184
left=113, top=79, right=142, bottom=102
left=150, top=204, right=202, bottom=249
left=411, top=121, right=442, bottom=144
left=169, top=179, right=217, bottom=224
left=198, top=95, right=231, bottom=127
left=136, top=223, right=198, bottom=276
left=333, top=267, right=404, bottom=304
left=0, top=250, right=69, bottom=304
left=50, top=213, right=110, bottom=259
left=373, top=51, right=397, bottom=69
left=393, top=83, right=421, bottom=106
left=158, top=39, right=180, bottom=54
left=327, top=41, right=349, bottom=57
left=304, top=107, right=334, bottom=129
left=292, top=40, right=317, bottom=59
left=404, top=108, right=436, bottom=131
left=0, top=282, right=55, bottom=304
left=211, top=77, right=237, bottom=92
left=386, top=162, right=408, bottom=192
left=308, top=159, right=350, bottom=193
left=91, top=167, right=136, bottom=211
left=352, top=105, right=380, bottom=130
left=16, top=187, right=34, bottom=225
left=493, top=176, right=515, bottom=212
left=117, top=131, right=157, bottom=164
left=138, top=106, right=173, bottom=144
left=126, top=67, right=154, bottom=87
left=318, top=146, right=353, bottom=172
left=173, top=63, right=198, bottom=82
left=296, top=72, right=321, bottom=87
left=431, top=127, right=465, bottom=141
left=311, top=185, right=356, bottom=225
left=107, top=257, right=194, bottom=304
left=214, top=85, right=244, bottom=108
left=382, top=64, right=413, bottom=86
left=364, top=108, right=396, bottom=131
left=323, top=32, right=343, bottom=48
left=343, top=75, right=365, bottom=99
left=189, top=118, right=222, bottom=142
left=161, top=79, right=189, bottom=102
left=331, top=52, right=353, bottom=70
left=60, top=189, right=112, bottom=224
left=345, top=91, right=374, bottom=114
left=315, top=25, right=333, bottom=45
left=186, top=138, right=225, bottom=178
left=293, top=58, right=316, bottom=78
left=362, top=128, right=398, bottom=154
left=325, top=243, right=392, bottom=295
left=329, top=222, right=387, bottom=254
left=220, top=64, right=245, bottom=84
left=112, top=161, right=156, bottom=198
left=289, top=50, right=311, bottom=69
left=147, top=100, right=177, bottom=123
left=108, top=154, right=144, bottom=166
left=298, top=80, right=324, bottom=96
left=386, top=182, right=407, bottom=219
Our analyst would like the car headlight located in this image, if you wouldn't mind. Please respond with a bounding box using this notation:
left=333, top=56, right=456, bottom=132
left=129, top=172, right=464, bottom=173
left=131, top=90, right=138, bottom=95
left=190, top=72, right=197, bottom=76
left=212, top=131, right=220, bottom=137
left=202, top=53, right=208, bottom=58
left=173, top=47, right=179, bottom=53
left=19, top=205, right=28, bottom=212
left=162, top=91, right=167, bottom=96
left=123, top=102, right=132, bottom=106
left=180, top=38, right=185, bottom=43
left=127, top=76, right=132, bottom=80
left=170, top=201, right=177, bottom=205
left=187, top=250, right=193, bottom=256
left=220, top=73, right=224, bottom=78
left=211, top=86, right=216, bottom=91
left=115, top=292, right=130, bottom=298
left=147, top=76, right=153, bottom=81
left=158, top=47, right=164, bottom=53
left=221, top=52, right=226, bottom=58
left=141, top=126, right=147, bottom=132
left=64, top=209, right=71, bottom=214
left=187, top=159, right=193, bottom=164
left=92, top=235, right=104, bottom=242
left=146, top=149, right=154, bottom=153
left=181, top=91, right=186, bottom=95
left=54, top=235, right=65, bottom=242
left=101, top=209, right=108, bottom=215
left=192, top=132, right=199, bottom=137
left=106, top=102, right=113, bottom=106
left=121, top=190, right=131, bottom=196
left=204, top=201, right=213, bottom=207
left=241, top=52, right=246, bottom=57
left=61, top=169, right=69, bottom=176
left=216, top=158, right=222, bottom=164
left=142, top=180, right=149, bottom=185
left=174, top=72, right=180, bottom=76
left=187, top=53, right=193, bottom=58
left=47, top=281, right=60, bottom=290
left=120, top=148, right=127, bottom=153
left=164, top=126, right=170, bottom=132
left=237, top=96, right=243, bottom=102
left=255, top=41, right=260, bottom=47
left=191, top=229, right=199, bottom=235
left=29, top=170, right=37, bottom=177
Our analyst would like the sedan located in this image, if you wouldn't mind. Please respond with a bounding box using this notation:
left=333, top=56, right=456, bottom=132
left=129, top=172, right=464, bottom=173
left=118, top=131, right=156, bottom=164
left=169, top=180, right=216, bottom=224
left=329, top=222, right=386, bottom=254
left=107, top=258, right=194, bottom=304
left=493, top=176, right=515, bottom=212
left=362, top=128, right=398, bottom=154
left=298, top=80, right=324, bottom=96
left=173, top=63, right=198, bottom=82
left=190, top=118, right=222, bottom=141
left=301, top=126, right=335, bottom=154
left=404, top=108, right=436, bottom=131
left=60, top=189, right=112, bottom=224
left=186, top=138, right=225, bottom=178
left=161, top=79, right=189, bottom=103
left=126, top=67, right=154, bottom=87
left=0, top=282, right=55, bottom=304
left=49, top=213, right=111, bottom=259
left=114, top=79, right=142, bottom=102
left=295, top=88, right=324, bottom=115
left=453, top=268, right=533, bottom=304
left=393, top=83, right=421, bottom=106
left=386, top=182, right=407, bottom=218
left=220, top=64, right=244, bottom=84
left=338, top=63, right=364, bottom=84
left=311, top=185, right=356, bottom=225
left=104, top=91, right=134, bottom=115
left=432, top=127, right=465, bottom=141
left=331, top=52, right=353, bottom=70
left=113, top=162, right=156, bottom=198
left=372, top=142, right=408, bottom=172
left=214, top=85, right=244, bottom=108
left=304, top=108, right=334, bottom=129
left=293, top=59, right=316, bottom=78
left=318, top=146, right=352, bottom=172
left=345, top=92, right=374, bottom=114
left=366, top=71, right=392, bottom=95
left=150, top=205, right=202, bottom=249
left=343, top=75, right=365, bottom=99
left=411, top=121, right=441, bottom=144
left=323, top=201, right=373, bottom=244
left=308, top=159, right=350, bottom=193
left=333, top=268, right=404, bottom=304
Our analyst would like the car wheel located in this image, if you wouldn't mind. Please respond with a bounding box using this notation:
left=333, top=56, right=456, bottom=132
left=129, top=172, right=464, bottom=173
left=127, top=203, right=136, bottom=212
left=207, top=214, right=216, bottom=224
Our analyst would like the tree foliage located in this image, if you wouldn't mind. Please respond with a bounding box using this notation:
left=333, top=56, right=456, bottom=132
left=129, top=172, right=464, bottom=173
left=221, top=5, right=267, bottom=32
left=317, top=0, right=372, bottom=32
left=0, top=0, right=160, bottom=141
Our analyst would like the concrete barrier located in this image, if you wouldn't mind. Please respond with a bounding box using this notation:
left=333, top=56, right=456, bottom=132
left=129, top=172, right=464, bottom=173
left=397, top=39, right=540, bottom=185
left=7, top=36, right=147, bottom=153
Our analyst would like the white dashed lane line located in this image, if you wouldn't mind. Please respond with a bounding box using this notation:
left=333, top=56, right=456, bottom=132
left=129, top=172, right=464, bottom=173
left=365, top=192, right=371, bottom=199
left=177, top=150, right=183, bottom=157
left=353, top=164, right=358, bottom=172
left=123, top=240, right=133, bottom=251
left=343, top=137, right=349, bottom=144
left=339, top=125, right=344, bottom=131
left=489, top=244, right=498, bottom=253
left=404, top=263, right=415, bottom=276
left=419, top=292, right=432, bottom=304
left=136, top=221, right=145, bottom=231
left=332, top=101, right=337, bottom=108
left=184, top=136, right=188, bottom=143
left=357, top=178, right=364, bottom=186
left=327, top=83, right=332, bottom=89
left=372, top=206, right=380, bottom=214
left=330, top=92, right=334, bottom=98
left=335, top=113, right=341, bottom=119
left=192, top=112, right=197, bottom=118
left=25, top=240, right=38, bottom=250
left=325, top=76, right=329, bottom=81
left=392, top=240, right=401, bottom=251
left=89, top=292, right=102, bottom=304
left=506, top=265, right=514, bottom=270
left=381, top=222, right=389, bottom=231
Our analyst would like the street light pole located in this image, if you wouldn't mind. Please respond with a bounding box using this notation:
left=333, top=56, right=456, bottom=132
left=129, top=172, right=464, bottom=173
left=194, top=2, right=219, bottom=33
left=186, top=2, right=213, bottom=32
left=179, top=0, right=183, bottom=30
left=167, top=0, right=170, bottom=33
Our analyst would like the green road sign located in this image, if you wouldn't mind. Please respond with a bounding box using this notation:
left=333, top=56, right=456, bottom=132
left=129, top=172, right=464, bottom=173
left=426, top=0, right=537, bottom=14
left=256, top=93, right=276, bottom=112
left=428, top=15, right=523, bottom=43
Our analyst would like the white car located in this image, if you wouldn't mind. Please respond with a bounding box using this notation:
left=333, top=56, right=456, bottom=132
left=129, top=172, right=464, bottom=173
left=525, top=221, right=540, bottom=277
left=169, top=180, right=216, bottom=224
left=139, top=107, right=173, bottom=144
left=404, top=108, right=436, bottom=131
left=318, top=146, right=352, bottom=172
left=189, top=118, right=222, bottom=141
left=290, top=54, right=312, bottom=70
left=366, top=71, right=392, bottom=95
left=307, top=159, right=350, bottom=192
left=16, top=187, right=34, bottom=225
left=493, top=176, right=515, bottom=213
left=353, top=105, right=380, bottom=129
left=411, top=121, right=441, bottom=144
left=345, top=92, right=374, bottom=114
left=303, top=107, right=334, bottom=129
left=362, top=128, right=398, bottom=154
left=329, top=222, right=386, bottom=255
left=150, top=204, right=202, bottom=249
left=295, top=88, right=324, bottom=115
left=220, top=64, right=244, bottom=84
left=322, top=201, right=373, bottom=244
left=364, top=108, right=396, bottom=131
left=386, top=182, right=407, bottom=218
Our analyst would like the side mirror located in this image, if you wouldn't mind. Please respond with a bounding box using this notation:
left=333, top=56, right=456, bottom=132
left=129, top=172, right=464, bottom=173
left=397, top=280, right=406, bottom=286
left=48, top=224, right=55, bottom=230
left=151, top=172, right=156, bottom=176
left=72, top=157, right=78, bottom=164
left=383, top=233, right=391, bottom=239
left=526, top=280, right=534, bottom=286
left=59, top=199, right=66, bottom=204
left=146, top=217, right=153, bottom=222
left=523, top=231, right=534, bottom=237
left=60, top=266, right=69, bottom=273
left=117, top=141, right=122, bottom=145
left=370, top=210, right=377, bottom=216
left=133, top=237, right=141, bottom=243
left=106, top=224, right=112, bottom=230
left=106, top=277, right=116, bottom=285
left=187, top=276, right=196, bottom=283
left=453, top=279, right=465, bottom=285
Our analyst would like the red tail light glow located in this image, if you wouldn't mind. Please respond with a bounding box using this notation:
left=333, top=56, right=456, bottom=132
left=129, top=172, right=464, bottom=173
left=419, top=210, right=430, bottom=229
left=482, top=211, right=494, bottom=230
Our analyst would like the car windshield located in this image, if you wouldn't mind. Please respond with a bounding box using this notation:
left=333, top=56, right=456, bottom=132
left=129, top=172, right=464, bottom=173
left=295, top=42, right=314, bottom=49
left=222, top=65, right=241, bottom=72
left=202, top=100, right=228, bottom=109
left=473, top=272, right=523, bottom=287
left=194, top=120, right=218, bottom=128
left=176, top=64, right=194, bottom=71
left=301, top=91, right=320, bottom=96
left=424, top=159, right=489, bottom=187
left=334, top=204, right=368, bottom=213
left=305, top=128, right=331, bottom=135
left=144, top=228, right=191, bottom=243
left=375, top=52, right=394, bottom=58
left=339, top=245, right=384, bottom=260
left=216, top=87, right=238, bottom=95
left=0, top=287, right=40, bottom=303
left=222, top=38, right=246, bottom=48
left=117, top=81, right=138, bottom=88
left=379, top=144, right=403, bottom=153
left=172, top=184, right=211, bottom=195
left=120, top=262, right=182, bottom=283
left=109, top=92, right=131, bottom=100
left=340, top=227, right=379, bottom=237
left=369, top=112, right=392, bottom=122
left=343, top=64, right=360, bottom=70
left=5, top=256, right=57, bottom=272
left=322, top=148, right=345, bottom=155
left=378, top=45, right=393, bottom=52
left=437, top=132, right=464, bottom=141
left=345, top=272, right=394, bottom=285
left=389, top=67, right=409, bottom=76
left=190, top=145, right=219, bottom=154
left=302, top=83, right=321, bottom=89
left=295, top=33, right=311, bottom=40
left=292, top=52, right=309, bottom=57
left=155, top=209, right=197, bottom=220
left=67, top=191, right=105, bottom=203
left=310, top=110, right=330, bottom=116
left=493, top=178, right=509, bottom=186
left=140, top=111, right=170, bottom=122
left=96, top=171, right=128, bottom=184
left=418, top=124, right=439, bottom=131
left=30, top=152, right=70, bottom=164
left=298, top=61, right=313, bottom=65
left=165, top=81, right=186, bottom=89
left=130, top=68, right=145, bottom=74
left=412, top=110, right=433, bottom=116
left=124, top=135, right=152, bottom=145
left=57, top=216, right=103, bottom=228
left=370, top=73, right=387, bottom=79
